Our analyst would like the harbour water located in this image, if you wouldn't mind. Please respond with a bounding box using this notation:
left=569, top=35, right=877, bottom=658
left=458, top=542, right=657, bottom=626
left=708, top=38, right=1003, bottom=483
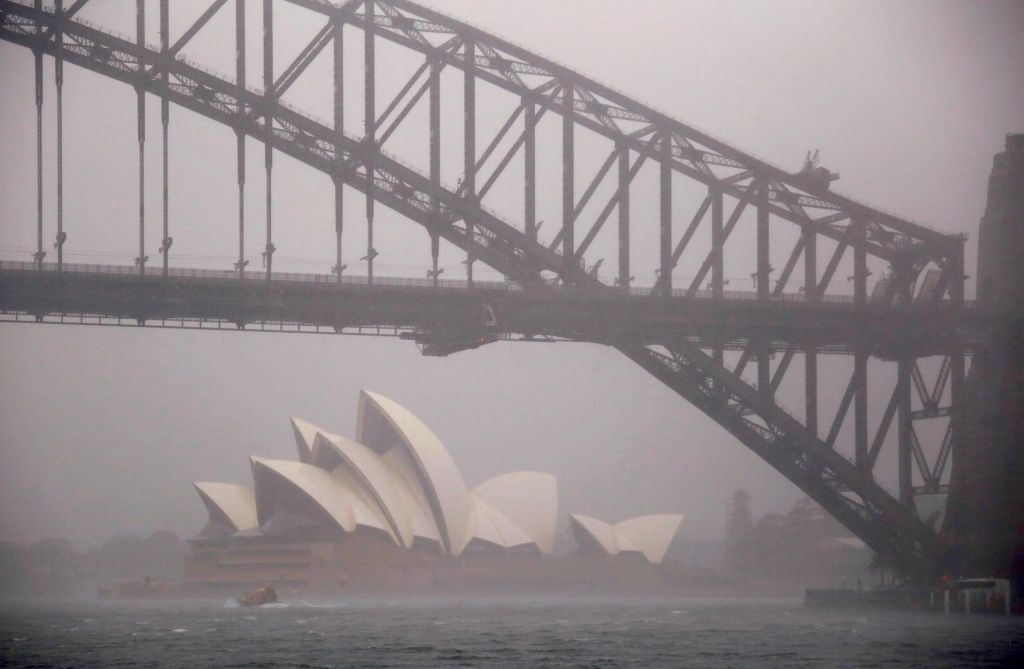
left=2, top=596, right=1023, bottom=667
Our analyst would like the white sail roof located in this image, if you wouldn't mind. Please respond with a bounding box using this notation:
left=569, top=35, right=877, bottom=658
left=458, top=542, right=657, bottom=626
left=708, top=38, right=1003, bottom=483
left=471, top=497, right=537, bottom=551
left=474, top=472, right=558, bottom=554
left=614, top=514, right=684, bottom=565
left=193, top=482, right=258, bottom=535
left=313, top=431, right=413, bottom=547
left=328, top=464, right=398, bottom=544
left=570, top=513, right=619, bottom=556
left=289, top=417, right=323, bottom=464
left=569, top=512, right=683, bottom=564
left=195, top=391, right=571, bottom=559
left=614, top=531, right=642, bottom=556
left=250, top=457, right=392, bottom=540
left=357, top=390, right=474, bottom=556
left=381, top=447, right=444, bottom=548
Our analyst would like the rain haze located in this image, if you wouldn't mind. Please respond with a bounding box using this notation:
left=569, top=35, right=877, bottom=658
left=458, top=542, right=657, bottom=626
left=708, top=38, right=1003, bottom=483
left=1, top=0, right=1024, bottom=663
left=1, top=0, right=1022, bottom=550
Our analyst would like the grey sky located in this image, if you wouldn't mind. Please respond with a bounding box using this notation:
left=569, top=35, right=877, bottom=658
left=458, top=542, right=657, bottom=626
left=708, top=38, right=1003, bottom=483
left=0, top=0, right=1021, bottom=549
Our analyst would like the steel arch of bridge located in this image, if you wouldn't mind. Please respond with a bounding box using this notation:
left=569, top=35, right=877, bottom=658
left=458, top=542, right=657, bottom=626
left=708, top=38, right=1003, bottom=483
left=0, top=0, right=975, bottom=573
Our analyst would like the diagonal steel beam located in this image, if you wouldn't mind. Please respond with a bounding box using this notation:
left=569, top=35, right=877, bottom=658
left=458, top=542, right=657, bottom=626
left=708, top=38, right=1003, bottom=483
left=271, top=21, right=334, bottom=101
left=374, top=41, right=458, bottom=148
left=768, top=345, right=796, bottom=395
left=825, top=371, right=858, bottom=450
left=620, top=339, right=941, bottom=568
left=474, top=103, right=524, bottom=175
left=909, top=427, right=930, bottom=485
left=772, top=236, right=806, bottom=297
left=686, top=190, right=752, bottom=295
left=574, top=149, right=648, bottom=260
left=867, top=382, right=901, bottom=469
left=248, top=0, right=362, bottom=111
left=816, top=225, right=852, bottom=297
left=653, top=196, right=712, bottom=292
left=930, top=355, right=952, bottom=407
left=462, top=84, right=554, bottom=201
left=931, top=422, right=954, bottom=485
left=911, top=362, right=930, bottom=407
left=42, top=0, right=87, bottom=39
left=734, top=346, right=754, bottom=378
left=549, top=149, right=617, bottom=253
left=328, top=0, right=955, bottom=265
left=574, top=149, right=618, bottom=222
left=474, top=102, right=554, bottom=202
left=149, top=0, right=228, bottom=77
left=375, top=57, right=430, bottom=129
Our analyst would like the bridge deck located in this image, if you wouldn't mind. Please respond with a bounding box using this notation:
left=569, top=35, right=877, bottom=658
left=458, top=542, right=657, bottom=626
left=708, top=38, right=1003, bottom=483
left=0, top=261, right=988, bottom=357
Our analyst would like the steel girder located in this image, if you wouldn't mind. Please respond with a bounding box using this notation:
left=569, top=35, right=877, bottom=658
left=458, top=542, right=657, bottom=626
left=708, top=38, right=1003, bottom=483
left=0, top=261, right=987, bottom=356
left=618, top=341, right=940, bottom=568
left=278, top=0, right=963, bottom=269
left=0, top=1, right=571, bottom=283
left=0, top=0, right=962, bottom=572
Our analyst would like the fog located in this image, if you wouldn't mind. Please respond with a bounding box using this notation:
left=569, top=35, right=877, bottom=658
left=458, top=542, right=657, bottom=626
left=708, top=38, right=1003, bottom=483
left=0, top=0, right=1022, bottom=556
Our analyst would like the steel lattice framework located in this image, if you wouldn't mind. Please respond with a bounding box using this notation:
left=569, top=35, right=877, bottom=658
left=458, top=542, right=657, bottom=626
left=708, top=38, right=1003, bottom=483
left=0, top=0, right=983, bottom=574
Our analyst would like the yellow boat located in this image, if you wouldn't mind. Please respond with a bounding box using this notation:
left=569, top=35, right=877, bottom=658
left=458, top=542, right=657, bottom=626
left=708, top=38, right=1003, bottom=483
left=237, top=585, right=277, bottom=607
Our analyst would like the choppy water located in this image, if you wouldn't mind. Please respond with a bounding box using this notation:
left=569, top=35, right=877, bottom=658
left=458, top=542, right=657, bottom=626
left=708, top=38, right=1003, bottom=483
left=2, top=596, right=1022, bottom=667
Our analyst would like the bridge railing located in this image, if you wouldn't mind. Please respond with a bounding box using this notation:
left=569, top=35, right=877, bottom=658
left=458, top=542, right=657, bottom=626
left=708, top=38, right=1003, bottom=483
left=0, top=259, right=524, bottom=292
left=0, top=260, right=978, bottom=309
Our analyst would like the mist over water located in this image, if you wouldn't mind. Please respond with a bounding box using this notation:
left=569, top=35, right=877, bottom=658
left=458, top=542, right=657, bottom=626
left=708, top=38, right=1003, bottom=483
left=2, top=597, right=1023, bottom=668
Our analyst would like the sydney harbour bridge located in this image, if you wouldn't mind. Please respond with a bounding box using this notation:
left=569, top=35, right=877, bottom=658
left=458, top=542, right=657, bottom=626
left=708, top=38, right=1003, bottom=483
left=0, top=0, right=1019, bottom=580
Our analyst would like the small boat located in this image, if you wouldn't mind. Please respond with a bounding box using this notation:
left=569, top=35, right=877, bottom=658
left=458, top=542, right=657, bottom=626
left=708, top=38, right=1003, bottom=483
left=237, top=585, right=278, bottom=607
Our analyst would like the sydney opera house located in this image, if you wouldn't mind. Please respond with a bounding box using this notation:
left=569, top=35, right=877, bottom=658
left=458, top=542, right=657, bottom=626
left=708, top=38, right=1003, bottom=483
left=186, top=390, right=683, bottom=593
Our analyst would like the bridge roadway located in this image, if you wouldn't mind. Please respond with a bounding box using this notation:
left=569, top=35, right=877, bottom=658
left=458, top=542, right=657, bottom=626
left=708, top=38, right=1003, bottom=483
left=0, top=261, right=987, bottom=358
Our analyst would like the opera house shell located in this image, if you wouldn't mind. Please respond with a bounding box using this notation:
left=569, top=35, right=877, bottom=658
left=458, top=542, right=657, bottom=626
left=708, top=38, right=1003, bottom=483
left=187, top=390, right=682, bottom=592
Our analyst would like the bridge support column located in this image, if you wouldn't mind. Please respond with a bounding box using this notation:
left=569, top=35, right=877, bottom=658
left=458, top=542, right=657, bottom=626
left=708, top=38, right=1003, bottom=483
left=364, top=0, right=376, bottom=284
left=757, top=340, right=770, bottom=398
left=332, top=11, right=345, bottom=282
left=464, top=37, right=476, bottom=284
left=235, top=132, right=246, bottom=280
left=855, top=347, right=869, bottom=469
left=525, top=98, right=536, bottom=245
left=617, top=142, right=630, bottom=288
left=805, top=342, right=818, bottom=438
left=756, top=176, right=770, bottom=299
left=659, top=133, right=672, bottom=296
left=159, top=0, right=170, bottom=276
left=263, top=0, right=275, bottom=281
left=710, top=183, right=724, bottom=364
left=33, top=1, right=45, bottom=270
left=711, top=185, right=723, bottom=299
left=562, top=86, right=575, bottom=268
left=897, top=357, right=913, bottom=505
left=803, top=221, right=817, bottom=301
left=234, top=0, right=247, bottom=279
left=853, top=218, right=868, bottom=304
left=429, top=56, right=441, bottom=286
left=333, top=176, right=345, bottom=281
left=54, top=0, right=65, bottom=272
left=802, top=226, right=821, bottom=458
left=950, top=345, right=965, bottom=479
left=135, top=0, right=147, bottom=276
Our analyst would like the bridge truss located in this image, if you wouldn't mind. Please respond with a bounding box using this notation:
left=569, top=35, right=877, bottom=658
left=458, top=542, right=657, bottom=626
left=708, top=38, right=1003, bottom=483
left=0, top=0, right=981, bottom=574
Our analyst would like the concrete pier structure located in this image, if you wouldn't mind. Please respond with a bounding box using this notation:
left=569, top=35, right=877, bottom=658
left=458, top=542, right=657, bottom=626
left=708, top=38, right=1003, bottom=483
left=945, top=134, right=1024, bottom=583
